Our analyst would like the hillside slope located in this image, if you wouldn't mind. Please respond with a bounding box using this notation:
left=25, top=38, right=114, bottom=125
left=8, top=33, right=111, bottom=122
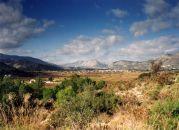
left=0, top=62, right=31, bottom=76
left=0, top=53, right=63, bottom=71
left=64, top=59, right=107, bottom=69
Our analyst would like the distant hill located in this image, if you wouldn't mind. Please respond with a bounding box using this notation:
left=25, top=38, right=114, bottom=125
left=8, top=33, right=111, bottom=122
left=109, top=53, right=179, bottom=71
left=157, top=53, right=179, bottom=70
left=108, top=60, right=151, bottom=71
left=64, top=59, right=107, bottom=69
left=0, top=62, right=32, bottom=77
left=63, top=53, right=179, bottom=71
left=0, top=53, right=63, bottom=71
left=1, top=52, right=179, bottom=72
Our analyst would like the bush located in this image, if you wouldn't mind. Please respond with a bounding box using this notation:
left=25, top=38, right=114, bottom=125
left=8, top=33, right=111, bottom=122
left=149, top=99, right=179, bottom=130
left=92, top=91, right=119, bottom=115
left=50, top=95, right=95, bottom=129
left=117, top=80, right=135, bottom=91
left=156, top=73, right=174, bottom=86
left=150, top=60, right=163, bottom=74
left=56, top=86, right=76, bottom=105
left=56, top=74, right=105, bottom=93
left=43, top=88, right=55, bottom=101
left=148, top=85, right=162, bottom=100
left=48, top=77, right=53, bottom=81
left=0, top=75, right=118, bottom=129
left=29, top=78, right=44, bottom=99
left=95, top=80, right=106, bottom=90
left=0, top=76, right=48, bottom=125
left=138, top=72, right=152, bottom=80
left=51, top=89, right=119, bottom=129
left=50, top=75, right=119, bottom=129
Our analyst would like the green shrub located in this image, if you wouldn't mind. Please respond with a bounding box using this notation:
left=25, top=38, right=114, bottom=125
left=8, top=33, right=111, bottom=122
left=0, top=75, right=118, bottom=129
left=95, top=80, right=106, bottom=90
left=51, top=95, right=95, bottom=129
left=43, top=88, right=55, bottom=101
left=29, top=78, right=44, bottom=99
left=56, top=74, right=104, bottom=93
left=56, top=86, right=76, bottom=105
left=51, top=89, right=119, bottom=129
left=50, top=75, right=119, bottom=128
left=0, top=76, right=48, bottom=125
left=149, top=99, right=179, bottom=130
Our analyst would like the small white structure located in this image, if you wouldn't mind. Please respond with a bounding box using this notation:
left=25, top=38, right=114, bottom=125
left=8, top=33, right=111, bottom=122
left=29, top=79, right=36, bottom=83
left=44, top=81, right=52, bottom=84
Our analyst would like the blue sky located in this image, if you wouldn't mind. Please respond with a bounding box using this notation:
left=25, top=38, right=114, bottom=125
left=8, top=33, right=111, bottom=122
left=0, top=0, right=179, bottom=64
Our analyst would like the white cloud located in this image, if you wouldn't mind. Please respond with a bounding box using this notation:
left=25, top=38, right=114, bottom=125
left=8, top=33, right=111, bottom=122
left=0, top=0, right=54, bottom=50
left=42, top=35, right=179, bottom=64
left=102, top=29, right=116, bottom=34
left=130, top=19, right=171, bottom=37
left=45, top=34, right=123, bottom=63
left=118, top=35, right=179, bottom=60
left=130, top=0, right=179, bottom=36
left=59, top=35, right=123, bottom=56
left=108, top=8, right=128, bottom=18
left=144, top=0, right=169, bottom=17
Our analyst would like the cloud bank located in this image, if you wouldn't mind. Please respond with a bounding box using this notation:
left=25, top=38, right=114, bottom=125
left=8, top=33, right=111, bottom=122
left=118, top=35, right=179, bottom=61
left=130, top=0, right=179, bottom=36
left=0, top=0, right=54, bottom=50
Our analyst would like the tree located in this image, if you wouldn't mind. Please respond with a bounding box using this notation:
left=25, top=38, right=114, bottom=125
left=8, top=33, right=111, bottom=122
left=150, top=60, right=163, bottom=74
left=48, top=77, right=53, bottom=81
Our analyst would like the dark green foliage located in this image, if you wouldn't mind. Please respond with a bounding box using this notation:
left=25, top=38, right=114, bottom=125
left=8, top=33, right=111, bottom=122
left=0, top=76, right=47, bottom=108
left=56, top=74, right=105, bottom=93
left=51, top=75, right=119, bottom=128
left=48, top=77, right=53, bottom=81
left=138, top=72, right=152, bottom=80
left=51, top=89, right=119, bottom=129
left=43, top=88, right=55, bottom=101
left=92, top=91, right=119, bottom=115
left=29, top=78, right=44, bottom=99
left=0, top=74, right=117, bottom=128
left=56, top=86, right=76, bottom=105
left=0, top=76, right=19, bottom=103
left=96, top=80, right=106, bottom=90
left=0, top=77, right=55, bottom=124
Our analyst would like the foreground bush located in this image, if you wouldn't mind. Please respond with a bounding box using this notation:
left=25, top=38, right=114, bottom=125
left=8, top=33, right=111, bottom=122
left=0, top=74, right=118, bottom=129
left=138, top=72, right=174, bottom=86
left=51, top=89, right=119, bottom=129
left=50, top=75, right=119, bottom=129
left=149, top=99, right=179, bottom=130
left=0, top=77, right=48, bottom=126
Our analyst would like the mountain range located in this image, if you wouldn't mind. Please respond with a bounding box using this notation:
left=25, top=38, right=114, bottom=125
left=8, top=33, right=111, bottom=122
left=63, top=59, right=107, bottom=69
left=64, top=53, right=179, bottom=70
left=0, top=53, right=63, bottom=71
left=0, top=53, right=179, bottom=76
left=0, top=62, right=32, bottom=77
